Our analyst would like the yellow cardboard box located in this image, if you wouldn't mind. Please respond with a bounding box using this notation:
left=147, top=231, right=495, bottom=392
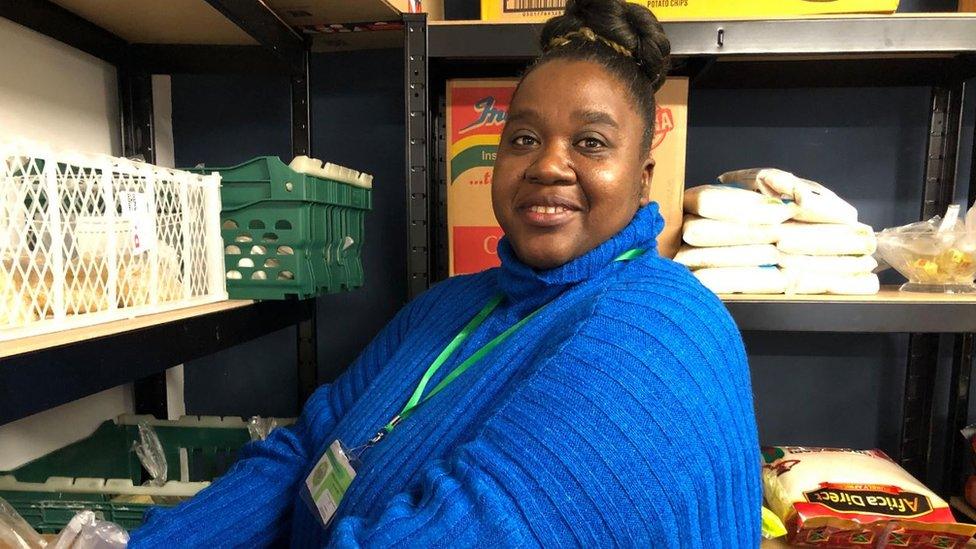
left=481, top=0, right=897, bottom=22
left=446, top=77, right=688, bottom=276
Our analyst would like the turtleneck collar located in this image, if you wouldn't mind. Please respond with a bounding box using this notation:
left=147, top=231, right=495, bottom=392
left=496, top=202, right=664, bottom=311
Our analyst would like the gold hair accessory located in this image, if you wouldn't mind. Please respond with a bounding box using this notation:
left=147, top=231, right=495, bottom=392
left=547, top=27, right=633, bottom=58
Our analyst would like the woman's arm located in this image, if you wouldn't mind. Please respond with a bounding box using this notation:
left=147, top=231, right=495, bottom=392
left=326, top=277, right=762, bottom=548
left=128, top=288, right=438, bottom=547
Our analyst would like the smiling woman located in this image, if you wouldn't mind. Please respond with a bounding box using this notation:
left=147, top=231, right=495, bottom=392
left=129, top=1, right=761, bottom=547
left=493, top=60, right=655, bottom=269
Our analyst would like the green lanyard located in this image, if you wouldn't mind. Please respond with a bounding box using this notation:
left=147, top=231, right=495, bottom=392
left=364, top=247, right=646, bottom=448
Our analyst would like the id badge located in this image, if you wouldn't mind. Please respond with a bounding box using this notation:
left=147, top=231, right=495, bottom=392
left=303, top=440, right=358, bottom=528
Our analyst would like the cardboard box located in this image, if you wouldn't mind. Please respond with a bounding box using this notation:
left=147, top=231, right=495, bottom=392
left=961, top=0, right=976, bottom=11
left=274, top=0, right=444, bottom=52
left=446, top=77, right=688, bottom=276
left=480, top=0, right=898, bottom=22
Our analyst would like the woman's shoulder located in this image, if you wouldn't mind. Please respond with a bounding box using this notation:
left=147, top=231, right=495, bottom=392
left=551, top=254, right=746, bottom=372
left=596, top=254, right=735, bottom=331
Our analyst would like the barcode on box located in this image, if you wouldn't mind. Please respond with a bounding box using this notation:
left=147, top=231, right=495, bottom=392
left=504, top=0, right=566, bottom=13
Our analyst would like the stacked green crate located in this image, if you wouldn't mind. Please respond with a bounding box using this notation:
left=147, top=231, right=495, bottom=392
left=0, top=416, right=271, bottom=533
left=189, top=157, right=372, bottom=300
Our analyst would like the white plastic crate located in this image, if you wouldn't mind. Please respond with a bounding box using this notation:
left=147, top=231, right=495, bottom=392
left=0, top=142, right=227, bottom=341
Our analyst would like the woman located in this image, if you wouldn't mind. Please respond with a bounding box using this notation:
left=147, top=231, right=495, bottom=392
left=130, top=0, right=760, bottom=546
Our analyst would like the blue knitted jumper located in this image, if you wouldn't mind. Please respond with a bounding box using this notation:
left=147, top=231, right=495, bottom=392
left=129, top=203, right=761, bottom=548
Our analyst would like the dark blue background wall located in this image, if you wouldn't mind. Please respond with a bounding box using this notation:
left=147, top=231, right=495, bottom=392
left=174, top=50, right=406, bottom=417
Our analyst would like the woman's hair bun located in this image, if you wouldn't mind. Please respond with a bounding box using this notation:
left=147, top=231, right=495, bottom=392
left=540, top=0, right=671, bottom=91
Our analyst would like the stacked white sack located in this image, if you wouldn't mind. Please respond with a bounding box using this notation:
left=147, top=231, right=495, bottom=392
left=693, top=266, right=787, bottom=295
left=719, top=168, right=879, bottom=296
left=678, top=185, right=792, bottom=294
left=679, top=170, right=880, bottom=295
left=774, top=222, right=879, bottom=295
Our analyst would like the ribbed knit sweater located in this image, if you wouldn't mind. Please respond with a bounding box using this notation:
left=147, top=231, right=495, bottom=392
left=129, top=203, right=761, bottom=548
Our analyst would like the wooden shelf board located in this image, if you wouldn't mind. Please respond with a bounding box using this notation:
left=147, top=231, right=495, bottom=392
left=48, top=0, right=424, bottom=46
left=50, top=0, right=258, bottom=45
left=1, top=300, right=253, bottom=359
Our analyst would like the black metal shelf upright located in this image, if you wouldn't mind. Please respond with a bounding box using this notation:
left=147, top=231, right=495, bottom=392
left=405, top=15, right=976, bottom=494
left=0, top=0, right=319, bottom=423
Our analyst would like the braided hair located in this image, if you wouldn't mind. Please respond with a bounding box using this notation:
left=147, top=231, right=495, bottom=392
left=524, top=0, right=671, bottom=152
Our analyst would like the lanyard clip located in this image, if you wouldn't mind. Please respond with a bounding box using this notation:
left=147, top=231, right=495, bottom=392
left=367, top=430, right=386, bottom=446
left=360, top=414, right=404, bottom=455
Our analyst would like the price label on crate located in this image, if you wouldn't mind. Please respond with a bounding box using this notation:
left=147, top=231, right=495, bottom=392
left=119, top=191, right=157, bottom=254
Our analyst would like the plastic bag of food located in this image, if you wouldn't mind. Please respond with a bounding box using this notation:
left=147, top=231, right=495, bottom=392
left=762, top=446, right=976, bottom=547
left=674, top=244, right=779, bottom=269
left=877, top=204, right=976, bottom=292
left=719, top=168, right=858, bottom=225
left=684, top=185, right=797, bottom=225
left=763, top=506, right=788, bottom=539
left=693, top=266, right=787, bottom=294
left=131, top=420, right=166, bottom=486
left=0, top=265, right=36, bottom=327
left=0, top=496, right=45, bottom=549
left=778, top=254, right=878, bottom=275
left=681, top=215, right=780, bottom=247
left=247, top=416, right=279, bottom=442
left=776, top=221, right=877, bottom=256
left=782, top=271, right=880, bottom=296
left=50, top=511, right=128, bottom=549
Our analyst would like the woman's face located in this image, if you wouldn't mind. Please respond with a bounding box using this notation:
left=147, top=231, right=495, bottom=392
left=492, top=58, right=654, bottom=270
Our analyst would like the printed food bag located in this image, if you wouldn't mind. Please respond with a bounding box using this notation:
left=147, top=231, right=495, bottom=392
left=762, top=446, right=976, bottom=547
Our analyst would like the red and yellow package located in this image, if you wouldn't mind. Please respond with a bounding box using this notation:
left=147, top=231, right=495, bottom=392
left=762, top=446, right=976, bottom=548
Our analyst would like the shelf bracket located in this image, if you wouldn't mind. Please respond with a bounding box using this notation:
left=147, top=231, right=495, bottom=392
left=899, top=82, right=967, bottom=486
left=943, top=79, right=976, bottom=495
left=120, top=70, right=169, bottom=418
left=202, top=0, right=306, bottom=74
left=945, top=332, right=975, bottom=494
left=290, top=50, right=317, bottom=407
left=291, top=51, right=311, bottom=158
left=405, top=13, right=431, bottom=299
left=119, top=71, right=155, bottom=164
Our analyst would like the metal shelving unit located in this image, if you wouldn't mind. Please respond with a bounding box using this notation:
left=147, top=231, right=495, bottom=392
left=0, top=0, right=318, bottom=424
left=0, top=299, right=314, bottom=424
left=724, top=289, right=976, bottom=333
left=405, top=15, right=976, bottom=494
left=6, top=0, right=976, bottom=504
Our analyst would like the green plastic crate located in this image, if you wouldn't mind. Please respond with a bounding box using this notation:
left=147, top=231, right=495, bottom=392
left=188, top=156, right=372, bottom=300
left=0, top=415, right=282, bottom=533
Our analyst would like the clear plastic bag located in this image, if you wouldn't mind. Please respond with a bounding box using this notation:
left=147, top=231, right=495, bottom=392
left=876, top=204, right=976, bottom=292
left=761, top=506, right=787, bottom=540
left=131, top=420, right=167, bottom=486
left=1, top=499, right=129, bottom=549
left=0, top=496, right=46, bottom=549
left=50, top=511, right=128, bottom=549
left=247, top=416, right=279, bottom=442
